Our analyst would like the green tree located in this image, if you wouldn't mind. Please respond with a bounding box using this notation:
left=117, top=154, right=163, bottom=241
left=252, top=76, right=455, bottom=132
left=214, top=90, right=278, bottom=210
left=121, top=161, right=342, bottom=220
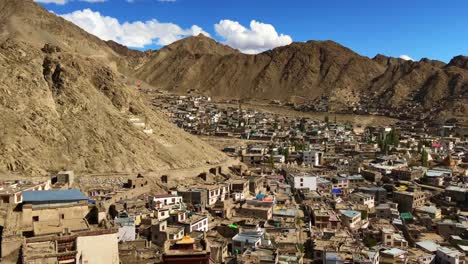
left=273, top=122, right=278, bottom=130
left=294, top=142, right=305, bottom=151
left=363, top=235, right=378, bottom=248
left=387, top=128, right=400, bottom=147
left=361, top=210, right=368, bottom=219
left=281, top=147, right=290, bottom=161
left=377, top=133, right=388, bottom=154
left=269, top=155, right=275, bottom=169
left=298, top=120, right=306, bottom=132
left=421, top=149, right=429, bottom=167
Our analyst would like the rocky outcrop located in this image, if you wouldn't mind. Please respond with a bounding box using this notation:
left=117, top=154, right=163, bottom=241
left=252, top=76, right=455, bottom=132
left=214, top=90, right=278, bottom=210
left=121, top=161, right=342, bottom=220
left=0, top=0, right=225, bottom=176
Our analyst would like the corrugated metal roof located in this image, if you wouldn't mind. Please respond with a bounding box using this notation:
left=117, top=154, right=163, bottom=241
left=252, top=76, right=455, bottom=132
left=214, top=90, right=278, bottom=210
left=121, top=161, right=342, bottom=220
left=22, top=189, right=88, bottom=203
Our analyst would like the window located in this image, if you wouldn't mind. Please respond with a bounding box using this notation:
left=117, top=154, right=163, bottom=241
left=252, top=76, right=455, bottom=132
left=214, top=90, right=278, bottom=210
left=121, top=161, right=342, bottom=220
left=300, top=183, right=304, bottom=187
left=172, top=198, right=175, bottom=203
left=300, top=178, right=304, bottom=182
left=33, top=216, right=39, bottom=222
left=60, top=213, right=65, bottom=219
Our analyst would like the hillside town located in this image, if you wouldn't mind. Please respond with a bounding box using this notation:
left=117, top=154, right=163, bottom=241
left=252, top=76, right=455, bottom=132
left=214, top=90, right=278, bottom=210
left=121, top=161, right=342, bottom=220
left=0, top=94, right=467, bottom=263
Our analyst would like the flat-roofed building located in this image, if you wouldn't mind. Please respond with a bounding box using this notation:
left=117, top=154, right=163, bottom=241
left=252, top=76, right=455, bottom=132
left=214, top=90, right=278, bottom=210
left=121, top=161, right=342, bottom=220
left=380, top=248, right=408, bottom=264
left=150, top=194, right=183, bottom=210
left=339, top=210, right=362, bottom=229
left=21, top=189, right=90, bottom=236
left=287, top=172, right=317, bottom=191
left=376, top=203, right=400, bottom=221
left=393, top=191, right=427, bottom=213
left=22, top=229, right=119, bottom=264
left=436, top=247, right=463, bottom=264
left=350, top=192, right=375, bottom=209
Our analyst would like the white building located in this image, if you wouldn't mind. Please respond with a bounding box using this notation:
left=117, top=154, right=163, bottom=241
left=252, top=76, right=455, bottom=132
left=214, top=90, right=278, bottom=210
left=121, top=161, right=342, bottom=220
left=350, top=192, right=375, bottom=209
left=179, top=214, right=209, bottom=233
left=436, top=247, right=463, bottom=264
left=270, top=154, right=285, bottom=164
left=339, top=210, right=362, bottom=229
left=76, top=231, right=120, bottom=264
left=287, top=172, right=317, bottom=191
left=150, top=194, right=183, bottom=209
left=302, top=150, right=323, bottom=166
left=232, top=229, right=271, bottom=254
left=207, top=184, right=229, bottom=206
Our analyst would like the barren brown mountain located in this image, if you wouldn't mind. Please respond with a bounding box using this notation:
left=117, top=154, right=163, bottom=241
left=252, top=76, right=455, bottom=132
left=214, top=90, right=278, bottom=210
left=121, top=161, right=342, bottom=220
left=127, top=35, right=468, bottom=117
left=1, top=0, right=467, bottom=176
left=0, top=0, right=225, bottom=176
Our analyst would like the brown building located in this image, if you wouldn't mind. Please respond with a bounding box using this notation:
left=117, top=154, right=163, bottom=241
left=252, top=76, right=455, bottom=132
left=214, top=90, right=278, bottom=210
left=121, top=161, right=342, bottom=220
left=21, top=189, right=90, bottom=236
left=22, top=229, right=119, bottom=264
left=237, top=204, right=273, bottom=220
left=393, top=191, right=427, bottom=213
left=391, top=168, right=423, bottom=181
left=312, top=209, right=341, bottom=229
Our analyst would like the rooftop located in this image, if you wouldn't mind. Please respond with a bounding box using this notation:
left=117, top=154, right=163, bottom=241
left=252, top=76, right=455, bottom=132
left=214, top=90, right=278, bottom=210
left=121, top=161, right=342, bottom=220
left=339, top=210, right=361, bottom=219
left=437, top=247, right=462, bottom=257
left=22, top=189, right=88, bottom=203
left=382, top=248, right=406, bottom=257
left=416, top=240, right=440, bottom=253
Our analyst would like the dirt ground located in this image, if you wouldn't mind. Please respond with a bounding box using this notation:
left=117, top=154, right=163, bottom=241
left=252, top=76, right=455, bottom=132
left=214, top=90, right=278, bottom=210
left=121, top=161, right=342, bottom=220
left=216, top=102, right=398, bottom=127
left=199, top=136, right=269, bottom=151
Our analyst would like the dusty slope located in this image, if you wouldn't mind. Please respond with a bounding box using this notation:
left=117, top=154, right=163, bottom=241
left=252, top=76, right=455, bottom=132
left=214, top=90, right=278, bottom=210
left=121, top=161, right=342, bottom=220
left=127, top=35, right=467, bottom=116
left=0, top=0, right=225, bottom=176
left=134, top=36, right=385, bottom=106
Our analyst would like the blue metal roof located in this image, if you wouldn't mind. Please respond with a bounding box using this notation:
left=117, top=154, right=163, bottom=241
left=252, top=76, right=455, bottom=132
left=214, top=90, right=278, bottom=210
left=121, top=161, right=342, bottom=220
left=22, top=189, right=88, bottom=203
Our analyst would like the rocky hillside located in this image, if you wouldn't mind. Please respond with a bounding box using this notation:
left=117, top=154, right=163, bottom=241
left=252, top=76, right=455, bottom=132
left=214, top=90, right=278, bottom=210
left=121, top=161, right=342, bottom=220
left=0, top=0, right=225, bottom=176
left=126, top=35, right=467, bottom=118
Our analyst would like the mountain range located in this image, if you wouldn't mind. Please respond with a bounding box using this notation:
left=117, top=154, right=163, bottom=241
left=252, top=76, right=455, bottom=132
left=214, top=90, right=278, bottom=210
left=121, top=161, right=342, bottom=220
left=0, top=0, right=466, bottom=175
left=114, top=32, right=468, bottom=119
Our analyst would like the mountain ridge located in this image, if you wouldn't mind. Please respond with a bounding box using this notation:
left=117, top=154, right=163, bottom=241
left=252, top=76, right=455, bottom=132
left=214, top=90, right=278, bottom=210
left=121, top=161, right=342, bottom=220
left=104, top=33, right=467, bottom=119
left=0, top=0, right=226, bottom=176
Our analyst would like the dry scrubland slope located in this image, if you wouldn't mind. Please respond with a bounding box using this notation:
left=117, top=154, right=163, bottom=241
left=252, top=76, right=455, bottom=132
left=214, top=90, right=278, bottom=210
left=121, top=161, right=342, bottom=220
left=0, top=0, right=225, bottom=176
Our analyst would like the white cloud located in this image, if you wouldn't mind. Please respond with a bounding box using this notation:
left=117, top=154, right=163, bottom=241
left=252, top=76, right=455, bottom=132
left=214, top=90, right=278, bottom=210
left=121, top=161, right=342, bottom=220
left=214, top=19, right=292, bottom=54
left=399, top=55, right=414, bottom=61
left=60, top=9, right=210, bottom=47
left=35, top=0, right=106, bottom=4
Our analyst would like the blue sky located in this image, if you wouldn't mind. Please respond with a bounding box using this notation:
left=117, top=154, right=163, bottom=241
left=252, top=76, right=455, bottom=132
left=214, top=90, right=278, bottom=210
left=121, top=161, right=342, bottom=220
left=37, top=0, right=468, bottom=62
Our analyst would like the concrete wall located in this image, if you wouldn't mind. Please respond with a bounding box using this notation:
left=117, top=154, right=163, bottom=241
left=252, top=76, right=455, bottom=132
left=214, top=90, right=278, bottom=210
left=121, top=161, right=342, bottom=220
left=1, top=235, right=22, bottom=258
left=118, top=225, right=136, bottom=242
left=294, top=176, right=317, bottom=191
left=22, top=203, right=89, bottom=230
left=101, top=185, right=151, bottom=210
left=76, top=233, right=119, bottom=264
